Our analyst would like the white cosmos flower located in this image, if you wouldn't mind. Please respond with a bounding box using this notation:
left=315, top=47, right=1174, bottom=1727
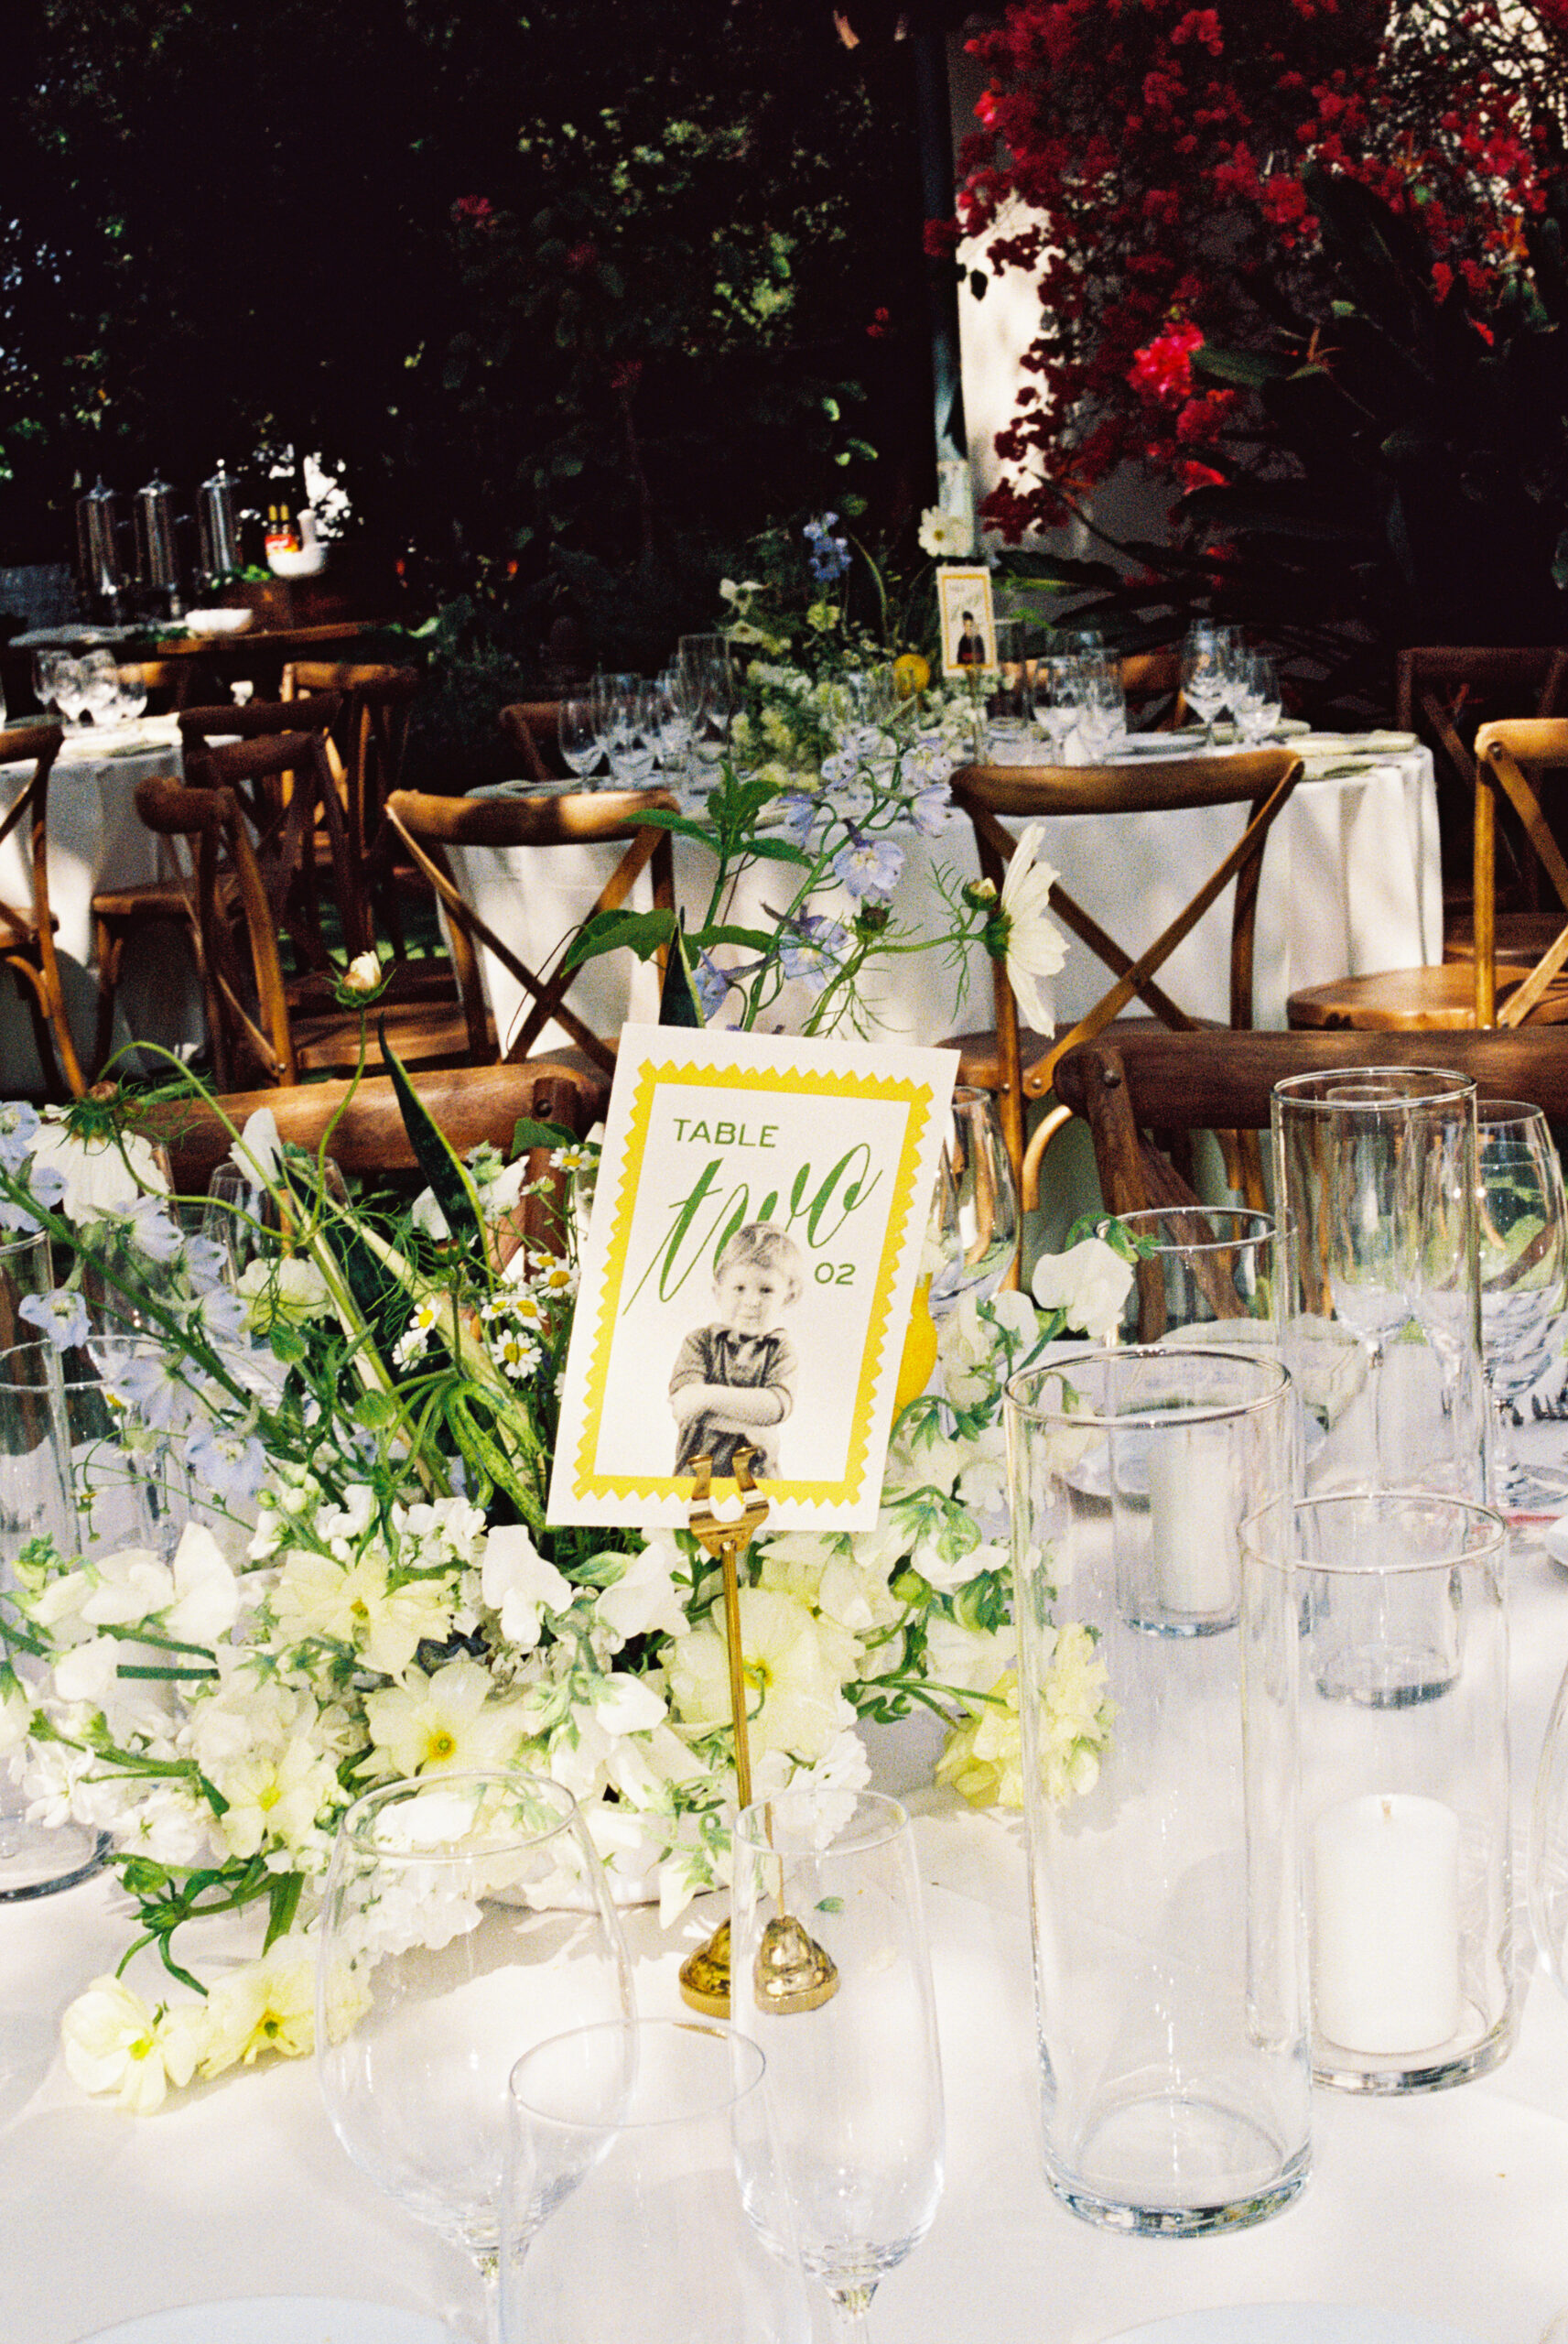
left=1032, top=1234, right=1135, bottom=1340
left=918, top=505, right=974, bottom=559
left=1000, top=822, right=1069, bottom=1034
left=28, top=1116, right=168, bottom=1222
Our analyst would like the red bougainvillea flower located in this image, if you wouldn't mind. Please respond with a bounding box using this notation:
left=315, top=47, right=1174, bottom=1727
left=450, top=195, right=495, bottom=232
left=867, top=306, right=892, bottom=339
left=1129, top=320, right=1204, bottom=405
left=608, top=359, right=643, bottom=393
left=564, top=241, right=600, bottom=272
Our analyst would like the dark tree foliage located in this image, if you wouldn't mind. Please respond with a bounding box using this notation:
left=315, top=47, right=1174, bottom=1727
left=0, top=0, right=931, bottom=660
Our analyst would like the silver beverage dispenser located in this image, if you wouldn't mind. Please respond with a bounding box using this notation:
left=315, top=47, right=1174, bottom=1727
left=198, top=461, right=240, bottom=588
left=134, top=469, right=183, bottom=617
left=74, top=478, right=127, bottom=615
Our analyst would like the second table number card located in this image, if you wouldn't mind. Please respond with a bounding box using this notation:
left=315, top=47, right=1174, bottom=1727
left=547, top=1025, right=957, bottom=1532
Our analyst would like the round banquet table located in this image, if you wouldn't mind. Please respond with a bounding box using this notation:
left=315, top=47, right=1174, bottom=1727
left=444, top=737, right=1442, bottom=1059
left=3, top=1480, right=1567, bottom=2344
left=0, top=715, right=203, bottom=1093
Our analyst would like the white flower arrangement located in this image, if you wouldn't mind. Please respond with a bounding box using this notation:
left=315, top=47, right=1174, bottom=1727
left=0, top=1088, right=1127, bottom=2109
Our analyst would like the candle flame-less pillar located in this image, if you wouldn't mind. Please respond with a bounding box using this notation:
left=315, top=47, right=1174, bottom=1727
left=1311, top=1793, right=1463, bottom=2055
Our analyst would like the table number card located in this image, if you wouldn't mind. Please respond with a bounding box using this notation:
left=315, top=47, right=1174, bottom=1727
left=547, top=1025, right=957, bottom=1530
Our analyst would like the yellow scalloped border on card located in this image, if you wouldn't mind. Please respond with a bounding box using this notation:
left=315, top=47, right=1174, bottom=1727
left=568, top=1054, right=937, bottom=1514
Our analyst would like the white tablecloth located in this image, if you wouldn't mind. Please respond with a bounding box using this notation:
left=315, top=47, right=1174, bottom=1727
left=448, top=743, right=1441, bottom=1058
left=3, top=1498, right=1566, bottom=2344
left=0, top=717, right=202, bottom=1092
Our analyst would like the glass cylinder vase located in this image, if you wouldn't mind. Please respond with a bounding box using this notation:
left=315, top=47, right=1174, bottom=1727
left=1005, top=1347, right=1310, bottom=2234
left=1242, top=1492, right=1512, bottom=2091
left=1271, top=1067, right=1486, bottom=1499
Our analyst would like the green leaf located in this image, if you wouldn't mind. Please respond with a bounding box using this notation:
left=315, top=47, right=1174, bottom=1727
left=262, top=1869, right=304, bottom=1953
left=512, top=1116, right=579, bottom=1154
left=1192, top=345, right=1295, bottom=390
left=380, top=1029, right=488, bottom=1260
left=561, top=906, right=678, bottom=972
left=658, top=921, right=707, bottom=1028
left=352, top=1388, right=401, bottom=1431
left=269, top=1326, right=307, bottom=1366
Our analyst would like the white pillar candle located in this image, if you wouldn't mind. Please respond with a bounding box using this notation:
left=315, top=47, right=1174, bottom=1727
left=1145, top=1429, right=1237, bottom=1614
left=1310, top=1792, right=1463, bottom=2055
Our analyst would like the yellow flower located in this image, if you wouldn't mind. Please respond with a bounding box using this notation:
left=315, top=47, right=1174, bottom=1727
left=892, top=652, right=931, bottom=699
left=667, top=1587, right=858, bottom=1762
left=61, top=1977, right=203, bottom=2112
left=199, top=1943, right=319, bottom=2074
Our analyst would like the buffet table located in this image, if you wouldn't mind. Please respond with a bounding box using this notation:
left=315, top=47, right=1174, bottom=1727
left=446, top=738, right=1442, bottom=1059
left=0, top=715, right=203, bottom=1091
left=4, top=1525, right=1566, bottom=2344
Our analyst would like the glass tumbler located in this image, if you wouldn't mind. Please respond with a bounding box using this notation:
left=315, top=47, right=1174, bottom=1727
left=1242, top=1493, right=1512, bottom=2091
left=1272, top=1066, right=1486, bottom=1499
left=1006, top=1347, right=1310, bottom=2233
left=1113, top=1205, right=1278, bottom=1347
left=502, top=2017, right=811, bottom=2344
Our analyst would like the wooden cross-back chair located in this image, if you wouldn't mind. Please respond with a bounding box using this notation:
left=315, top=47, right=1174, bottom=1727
left=1289, top=718, right=1568, bottom=1033
left=944, top=747, right=1303, bottom=1219
left=133, top=751, right=480, bottom=1090
left=384, top=787, right=676, bottom=1107
left=90, top=698, right=349, bottom=1077
left=137, top=1058, right=606, bottom=1259
left=1399, top=645, right=1568, bottom=950
left=279, top=661, right=426, bottom=960
left=0, top=722, right=86, bottom=1097
left=1054, top=1024, right=1568, bottom=1221
left=499, top=702, right=562, bottom=786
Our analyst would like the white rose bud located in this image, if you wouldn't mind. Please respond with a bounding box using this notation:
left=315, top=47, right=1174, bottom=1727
left=341, top=951, right=384, bottom=997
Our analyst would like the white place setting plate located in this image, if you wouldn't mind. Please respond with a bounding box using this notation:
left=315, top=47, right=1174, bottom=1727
left=71, top=2299, right=459, bottom=2344
left=1540, top=1515, right=1568, bottom=1572
left=1102, top=2306, right=1486, bottom=2344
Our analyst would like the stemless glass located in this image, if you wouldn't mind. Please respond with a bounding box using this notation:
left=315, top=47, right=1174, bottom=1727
left=928, top=1087, right=1018, bottom=1316
left=316, top=1768, right=635, bottom=2344
left=0, top=1332, right=111, bottom=1899
left=1475, top=1098, right=1568, bottom=1513
left=502, top=2018, right=811, bottom=2344
left=1530, top=1655, right=1568, bottom=2005
left=1114, top=1204, right=1279, bottom=1347
left=1007, top=1348, right=1310, bottom=2231
left=730, top=1789, right=944, bottom=2344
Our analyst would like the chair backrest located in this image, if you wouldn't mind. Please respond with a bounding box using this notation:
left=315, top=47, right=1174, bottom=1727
left=498, top=702, right=560, bottom=784
left=0, top=722, right=82, bottom=1094
left=1397, top=647, right=1568, bottom=902
left=135, top=771, right=292, bottom=1091
left=1119, top=649, right=1184, bottom=730
left=384, top=786, right=677, bottom=1071
left=1471, top=718, right=1568, bottom=1026
left=1054, top=1025, right=1568, bottom=1216
left=178, top=697, right=369, bottom=968
left=281, top=663, right=422, bottom=863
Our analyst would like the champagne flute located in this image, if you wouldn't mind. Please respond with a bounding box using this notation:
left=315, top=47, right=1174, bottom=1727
left=317, top=1769, right=635, bottom=2344
left=501, top=2018, right=811, bottom=2344
left=1476, top=1099, right=1568, bottom=1513
left=730, top=1788, right=945, bottom=2344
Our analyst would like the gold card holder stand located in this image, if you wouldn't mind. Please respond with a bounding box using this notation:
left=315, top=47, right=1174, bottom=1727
left=676, top=1449, right=838, bottom=2019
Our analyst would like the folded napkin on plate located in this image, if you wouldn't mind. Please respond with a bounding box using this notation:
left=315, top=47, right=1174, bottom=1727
left=1294, top=728, right=1419, bottom=755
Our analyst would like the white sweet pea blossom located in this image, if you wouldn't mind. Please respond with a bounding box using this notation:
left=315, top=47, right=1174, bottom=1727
left=481, top=1525, right=573, bottom=1650
left=1032, top=1234, right=1135, bottom=1340
left=1000, top=822, right=1069, bottom=1034
left=234, top=1108, right=282, bottom=1185
left=165, top=1524, right=241, bottom=1645
left=238, top=1253, right=332, bottom=1332
left=596, top=1540, right=688, bottom=1646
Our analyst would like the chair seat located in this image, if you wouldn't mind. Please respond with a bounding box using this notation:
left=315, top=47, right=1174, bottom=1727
left=91, top=880, right=191, bottom=924
left=290, top=1001, right=496, bottom=1078
left=1443, top=910, right=1568, bottom=963
left=1286, top=962, right=1567, bottom=1030
left=942, top=1023, right=1054, bottom=1094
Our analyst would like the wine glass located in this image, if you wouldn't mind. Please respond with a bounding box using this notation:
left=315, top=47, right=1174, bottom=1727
left=605, top=681, right=657, bottom=787
left=1476, top=1098, right=1568, bottom=1513
left=928, top=1088, right=1018, bottom=1316
left=31, top=651, right=64, bottom=718
left=316, top=1768, right=634, bottom=2344
left=1076, top=669, right=1127, bottom=763
left=1032, top=654, right=1077, bottom=761
left=1180, top=624, right=1229, bottom=749
left=114, top=665, right=149, bottom=724
left=1232, top=651, right=1281, bottom=744
left=501, top=2018, right=812, bottom=2344
left=557, top=696, right=603, bottom=787
left=80, top=648, right=121, bottom=729
left=52, top=657, right=88, bottom=733
left=0, top=1327, right=112, bottom=1899
left=730, top=1788, right=945, bottom=2344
